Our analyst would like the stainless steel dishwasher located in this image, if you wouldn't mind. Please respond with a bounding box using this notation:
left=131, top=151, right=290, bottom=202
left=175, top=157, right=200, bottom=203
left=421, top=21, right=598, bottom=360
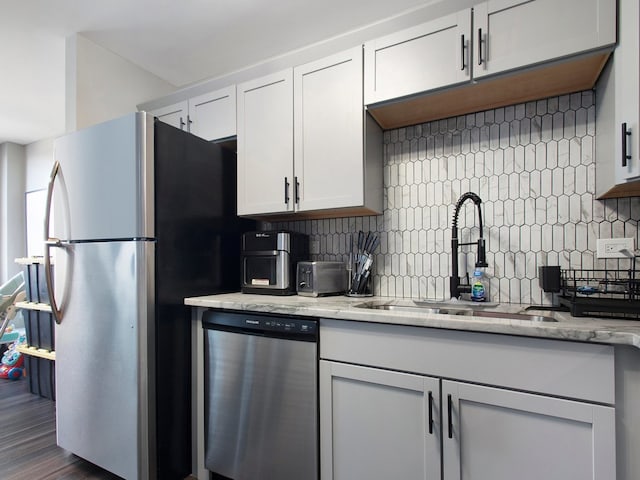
left=202, top=309, right=318, bottom=480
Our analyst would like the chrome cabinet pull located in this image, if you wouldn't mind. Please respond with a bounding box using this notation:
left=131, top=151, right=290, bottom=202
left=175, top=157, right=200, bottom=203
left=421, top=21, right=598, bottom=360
left=478, top=28, right=484, bottom=65
left=622, top=122, right=632, bottom=167
left=44, top=161, right=64, bottom=325
left=460, top=34, right=466, bottom=71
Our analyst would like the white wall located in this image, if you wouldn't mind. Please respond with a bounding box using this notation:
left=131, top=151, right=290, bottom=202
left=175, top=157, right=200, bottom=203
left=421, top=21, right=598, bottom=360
left=0, top=143, right=26, bottom=283
left=24, top=139, right=55, bottom=258
left=66, top=34, right=176, bottom=131
left=25, top=138, right=54, bottom=192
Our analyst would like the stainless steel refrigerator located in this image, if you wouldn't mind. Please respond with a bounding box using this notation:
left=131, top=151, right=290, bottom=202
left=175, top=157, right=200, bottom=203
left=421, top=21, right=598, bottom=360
left=44, top=112, right=254, bottom=480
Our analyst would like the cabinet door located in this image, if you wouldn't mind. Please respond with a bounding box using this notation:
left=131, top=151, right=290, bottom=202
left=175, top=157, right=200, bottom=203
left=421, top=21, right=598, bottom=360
left=364, top=10, right=471, bottom=105
left=294, top=47, right=364, bottom=212
left=442, top=380, right=616, bottom=480
left=237, top=70, right=294, bottom=216
left=473, top=0, right=616, bottom=79
left=615, top=0, right=640, bottom=182
left=320, top=361, right=441, bottom=480
left=149, top=101, right=188, bottom=130
left=188, top=85, right=236, bottom=141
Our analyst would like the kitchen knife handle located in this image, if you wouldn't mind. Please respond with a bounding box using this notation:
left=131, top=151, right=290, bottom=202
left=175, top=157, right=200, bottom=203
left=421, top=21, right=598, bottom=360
left=622, top=122, right=631, bottom=167
left=447, top=394, right=453, bottom=439
left=284, top=177, right=290, bottom=204
left=44, top=160, right=63, bottom=325
left=369, top=235, right=380, bottom=254
left=477, top=28, right=484, bottom=66
left=363, top=231, right=372, bottom=253
left=428, top=391, right=434, bottom=434
left=460, top=34, right=466, bottom=71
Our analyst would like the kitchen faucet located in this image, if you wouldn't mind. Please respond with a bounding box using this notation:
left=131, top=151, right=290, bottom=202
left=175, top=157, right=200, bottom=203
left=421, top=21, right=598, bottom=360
left=450, top=192, right=488, bottom=299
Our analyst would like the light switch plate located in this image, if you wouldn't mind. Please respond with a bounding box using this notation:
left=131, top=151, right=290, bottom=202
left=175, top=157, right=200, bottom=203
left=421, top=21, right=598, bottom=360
left=596, top=238, right=635, bottom=258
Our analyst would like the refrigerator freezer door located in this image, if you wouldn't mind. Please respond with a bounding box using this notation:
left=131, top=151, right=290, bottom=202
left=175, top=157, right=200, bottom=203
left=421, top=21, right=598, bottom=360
left=52, top=112, right=154, bottom=242
left=55, top=240, right=155, bottom=480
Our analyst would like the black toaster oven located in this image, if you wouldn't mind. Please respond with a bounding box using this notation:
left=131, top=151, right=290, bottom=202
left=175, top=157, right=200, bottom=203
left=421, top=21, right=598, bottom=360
left=241, top=231, right=309, bottom=295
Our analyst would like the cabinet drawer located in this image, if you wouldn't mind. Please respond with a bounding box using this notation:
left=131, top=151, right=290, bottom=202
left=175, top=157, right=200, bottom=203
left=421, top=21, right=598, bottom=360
left=320, top=319, right=614, bottom=404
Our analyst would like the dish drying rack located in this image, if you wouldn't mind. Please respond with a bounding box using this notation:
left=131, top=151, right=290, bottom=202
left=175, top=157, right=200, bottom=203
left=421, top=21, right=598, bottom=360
left=559, top=267, right=640, bottom=319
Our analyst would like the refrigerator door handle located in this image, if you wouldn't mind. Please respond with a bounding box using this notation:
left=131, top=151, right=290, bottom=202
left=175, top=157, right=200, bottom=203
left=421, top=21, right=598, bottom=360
left=44, top=160, right=64, bottom=324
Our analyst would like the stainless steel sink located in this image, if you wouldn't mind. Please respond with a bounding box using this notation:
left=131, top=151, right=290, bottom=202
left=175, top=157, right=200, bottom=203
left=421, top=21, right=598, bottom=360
left=468, top=310, right=557, bottom=322
left=358, top=303, right=472, bottom=315
left=354, top=301, right=558, bottom=322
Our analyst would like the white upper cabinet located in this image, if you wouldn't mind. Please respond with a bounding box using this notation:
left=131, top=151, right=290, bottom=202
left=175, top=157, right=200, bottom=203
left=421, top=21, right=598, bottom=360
left=613, top=0, right=640, bottom=184
left=294, top=47, right=366, bottom=212
left=473, top=0, right=616, bottom=79
left=188, top=85, right=236, bottom=141
left=149, top=85, right=237, bottom=142
left=364, top=10, right=472, bottom=105
left=596, top=0, right=640, bottom=198
left=237, top=69, right=294, bottom=216
left=149, top=101, right=188, bottom=130
left=237, top=48, right=382, bottom=218
left=364, top=0, right=615, bottom=129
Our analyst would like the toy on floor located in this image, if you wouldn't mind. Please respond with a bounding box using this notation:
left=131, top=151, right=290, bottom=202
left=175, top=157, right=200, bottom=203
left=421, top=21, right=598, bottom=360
left=0, top=332, right=26, bottom=380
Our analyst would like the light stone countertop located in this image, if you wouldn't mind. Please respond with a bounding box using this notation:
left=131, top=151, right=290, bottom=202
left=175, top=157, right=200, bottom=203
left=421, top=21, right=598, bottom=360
left=184, top=292, right=640, bottom=349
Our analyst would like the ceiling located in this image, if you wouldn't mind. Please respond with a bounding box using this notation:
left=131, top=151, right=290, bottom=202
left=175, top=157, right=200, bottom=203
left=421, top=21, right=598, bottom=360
left=1, top=0, right=428, bottom=146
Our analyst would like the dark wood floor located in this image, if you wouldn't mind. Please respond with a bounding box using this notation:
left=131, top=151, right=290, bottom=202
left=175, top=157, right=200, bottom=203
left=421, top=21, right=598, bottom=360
left=0, top=378, right=122, bottom=480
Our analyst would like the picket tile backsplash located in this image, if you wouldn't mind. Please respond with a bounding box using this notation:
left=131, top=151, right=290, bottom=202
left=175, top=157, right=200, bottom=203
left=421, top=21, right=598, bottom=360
left=269, top=91, right=640, bottom=304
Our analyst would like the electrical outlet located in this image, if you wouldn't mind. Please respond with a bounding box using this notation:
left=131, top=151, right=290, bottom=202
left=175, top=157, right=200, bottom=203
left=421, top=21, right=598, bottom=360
left=310, top=240, right=320, bottom=255
left=596, top=238, right=635, bottom=258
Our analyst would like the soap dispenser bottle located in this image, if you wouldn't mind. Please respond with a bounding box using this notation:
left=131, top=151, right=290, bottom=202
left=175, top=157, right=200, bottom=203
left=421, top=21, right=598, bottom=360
left=470, top=269, right=488, bottom=302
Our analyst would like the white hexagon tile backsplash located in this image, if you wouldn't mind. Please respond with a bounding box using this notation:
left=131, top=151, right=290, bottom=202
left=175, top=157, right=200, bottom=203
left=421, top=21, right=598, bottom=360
left=269, top=90, right=640, bottom=305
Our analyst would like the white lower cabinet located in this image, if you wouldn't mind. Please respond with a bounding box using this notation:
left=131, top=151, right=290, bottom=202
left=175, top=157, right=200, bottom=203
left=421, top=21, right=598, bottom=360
left=442, top=380, right=615, bottom=480
left=320, top=361, right=441, bottom=480
left=321, top=361, right=615, bottom=480
left=319, top=320, right=616, bottom=480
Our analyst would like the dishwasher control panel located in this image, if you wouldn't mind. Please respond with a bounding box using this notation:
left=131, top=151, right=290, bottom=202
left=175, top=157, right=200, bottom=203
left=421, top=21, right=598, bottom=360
left=202, top=309, right=318, bottom=340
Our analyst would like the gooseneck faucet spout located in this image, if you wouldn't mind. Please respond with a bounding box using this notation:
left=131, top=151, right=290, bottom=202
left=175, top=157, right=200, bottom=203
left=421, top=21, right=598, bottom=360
left=450, top=192, right=488, bottom=299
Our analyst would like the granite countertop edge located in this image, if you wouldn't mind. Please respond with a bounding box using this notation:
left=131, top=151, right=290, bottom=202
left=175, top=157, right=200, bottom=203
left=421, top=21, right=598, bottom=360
left=184, top=293, right=640, bottom=349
